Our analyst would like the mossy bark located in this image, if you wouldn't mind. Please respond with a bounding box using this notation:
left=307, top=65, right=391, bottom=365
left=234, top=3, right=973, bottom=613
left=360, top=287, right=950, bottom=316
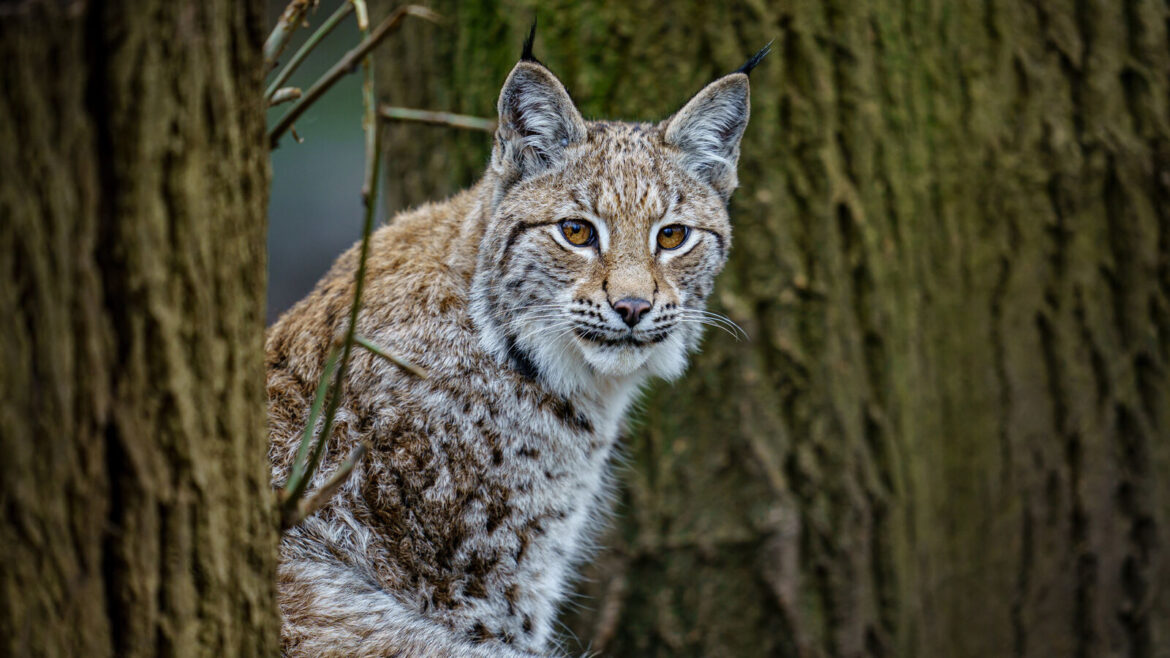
left=377, top=1, right=1170, bottom=656
left=0, top=1, right=278, bottom=656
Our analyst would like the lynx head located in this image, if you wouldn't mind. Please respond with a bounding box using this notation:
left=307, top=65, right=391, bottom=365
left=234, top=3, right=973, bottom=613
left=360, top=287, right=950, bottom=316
left=470, top=37, right=768, bottom=398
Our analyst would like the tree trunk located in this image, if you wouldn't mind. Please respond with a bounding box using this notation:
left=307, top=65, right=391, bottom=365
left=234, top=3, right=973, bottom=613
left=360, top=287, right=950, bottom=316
left=0, top=2, right=278, bottom=656
left=377, top=1, right=1170, bottom=656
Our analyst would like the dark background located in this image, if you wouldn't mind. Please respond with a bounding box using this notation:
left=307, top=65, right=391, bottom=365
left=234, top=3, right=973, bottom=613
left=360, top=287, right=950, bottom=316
left=266, top=0, right=376, bottom=323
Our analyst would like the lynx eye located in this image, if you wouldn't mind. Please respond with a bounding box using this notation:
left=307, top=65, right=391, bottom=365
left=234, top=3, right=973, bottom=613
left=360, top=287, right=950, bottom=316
left=657, top=224, right=689, bottom=250
left=560, top=219, right=596, bottom=247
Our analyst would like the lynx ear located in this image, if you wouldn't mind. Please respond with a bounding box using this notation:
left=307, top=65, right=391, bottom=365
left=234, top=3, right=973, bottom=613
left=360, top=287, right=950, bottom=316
left=662, top=44, right=769, bottom=200
left=492, top=61, right=587, bottom=185
left=661, top=73, right=751, bottom=201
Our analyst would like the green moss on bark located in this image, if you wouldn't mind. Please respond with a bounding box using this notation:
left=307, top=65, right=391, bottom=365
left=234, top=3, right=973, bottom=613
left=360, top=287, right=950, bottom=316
left=377, top=1, right=1170, bottom=656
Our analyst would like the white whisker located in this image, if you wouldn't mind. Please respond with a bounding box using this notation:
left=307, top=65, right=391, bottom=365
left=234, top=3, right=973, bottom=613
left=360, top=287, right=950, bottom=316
left=675, top=308, right=747, bottom=340
left=673, top=316, right=743, bottom=341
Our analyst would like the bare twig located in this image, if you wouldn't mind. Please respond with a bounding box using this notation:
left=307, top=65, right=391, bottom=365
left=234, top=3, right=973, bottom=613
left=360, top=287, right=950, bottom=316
left=359, top=6, right=377, bottom=203
left=265, top=1, right=354, bottom=100
left=283, top=442, right=369, bottom=529
left=279, top=7, right=390, bottom=527
left=355, top=334, right=428, bottom=378
left=268, top=87, right=303, bottom=106
left=264, top=0, right=318, bottom=71
left=280, top=335, right=363, bottom=523
left=268, top=4, right=442, bottom=149
left=283, top=346, right=341, bottom=498
left=378, top=105, right=496, bottom=133
left=350, top=0, right=369, bottom=31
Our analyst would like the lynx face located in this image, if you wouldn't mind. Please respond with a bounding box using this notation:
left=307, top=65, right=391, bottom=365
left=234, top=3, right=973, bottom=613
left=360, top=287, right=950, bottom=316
left=471, top=58, right=753, bottom=397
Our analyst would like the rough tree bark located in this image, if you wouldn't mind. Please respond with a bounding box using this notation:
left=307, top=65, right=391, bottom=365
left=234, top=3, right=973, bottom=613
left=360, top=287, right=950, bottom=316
left=0, top=1, right=277, bottom=656
left=377, top=1, right=1170, bottom=656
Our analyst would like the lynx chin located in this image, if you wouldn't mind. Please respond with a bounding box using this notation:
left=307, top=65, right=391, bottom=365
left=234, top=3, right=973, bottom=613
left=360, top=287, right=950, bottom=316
left=267, top=30, right=769, bottom=657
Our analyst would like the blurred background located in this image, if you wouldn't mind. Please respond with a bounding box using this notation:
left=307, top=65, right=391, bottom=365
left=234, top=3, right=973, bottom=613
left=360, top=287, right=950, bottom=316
left=267, top=0, right=373, bottom=323
left=267, top=1, right=1170, bottom=656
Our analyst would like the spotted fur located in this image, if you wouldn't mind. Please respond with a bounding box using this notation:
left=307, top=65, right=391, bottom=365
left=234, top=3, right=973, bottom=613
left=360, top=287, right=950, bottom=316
left=267, top=48, right=759, bottom=657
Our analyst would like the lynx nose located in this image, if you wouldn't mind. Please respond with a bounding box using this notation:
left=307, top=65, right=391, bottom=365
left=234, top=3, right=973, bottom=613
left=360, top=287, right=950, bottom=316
left=612, top=297, right=652, bottom=327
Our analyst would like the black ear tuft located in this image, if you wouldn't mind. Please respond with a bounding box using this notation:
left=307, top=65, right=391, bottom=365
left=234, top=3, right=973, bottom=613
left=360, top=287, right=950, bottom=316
left=520, top=19, right=539, bottom=63
left=734, top=41, right=773, bottom=76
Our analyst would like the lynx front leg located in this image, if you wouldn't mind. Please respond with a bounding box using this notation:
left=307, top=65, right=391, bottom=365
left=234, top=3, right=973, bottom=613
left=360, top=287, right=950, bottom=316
left=279, top=560, right=544, bottom=658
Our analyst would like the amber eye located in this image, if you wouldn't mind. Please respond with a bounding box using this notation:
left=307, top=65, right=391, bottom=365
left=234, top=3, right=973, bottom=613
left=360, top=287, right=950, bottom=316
left=560, top=219, right=596, bottom=246
left=657, top=224, right=689, bottom=250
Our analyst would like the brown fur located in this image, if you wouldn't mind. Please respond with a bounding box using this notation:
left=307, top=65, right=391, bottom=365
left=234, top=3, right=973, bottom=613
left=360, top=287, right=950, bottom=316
left=268, top=54, right=756, bottom=657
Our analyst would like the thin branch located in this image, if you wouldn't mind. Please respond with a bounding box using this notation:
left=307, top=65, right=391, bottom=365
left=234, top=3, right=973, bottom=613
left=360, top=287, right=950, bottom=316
left=284, top=346, right=341, bottom=497
left=280, top=334, right=359, bottom=524
left=360, top=7, right=377, bottom=203
left=350, top=0, right=369, bottom=31
left=355, top=334, right=428, bottom=378
left=268, top=4, right=442, bottom=149
left=268, top=87, right=303, bottom=107
left=283, top=442, right=369, bottom=529
left=264, top=0, right=318, bottom=71
left=378, top=105, right=496, bottom=133
left=279, top=11, right=388, bottom=527
left=265, top=1, right=354, bottom=100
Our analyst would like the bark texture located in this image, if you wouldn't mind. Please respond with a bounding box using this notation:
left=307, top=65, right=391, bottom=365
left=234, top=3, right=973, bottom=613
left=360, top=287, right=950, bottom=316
left=0, top=1, right=277, bottom=656
left=376, top=1, right=1170, bottom=656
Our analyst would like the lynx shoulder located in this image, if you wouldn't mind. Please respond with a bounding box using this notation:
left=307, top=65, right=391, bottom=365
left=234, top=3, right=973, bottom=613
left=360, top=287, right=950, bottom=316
left=267, top=33, right=768, bottom=657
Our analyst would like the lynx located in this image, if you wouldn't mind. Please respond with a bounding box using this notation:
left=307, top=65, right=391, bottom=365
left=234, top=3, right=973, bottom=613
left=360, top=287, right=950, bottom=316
left=267, top=31, right=768, bottom=657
